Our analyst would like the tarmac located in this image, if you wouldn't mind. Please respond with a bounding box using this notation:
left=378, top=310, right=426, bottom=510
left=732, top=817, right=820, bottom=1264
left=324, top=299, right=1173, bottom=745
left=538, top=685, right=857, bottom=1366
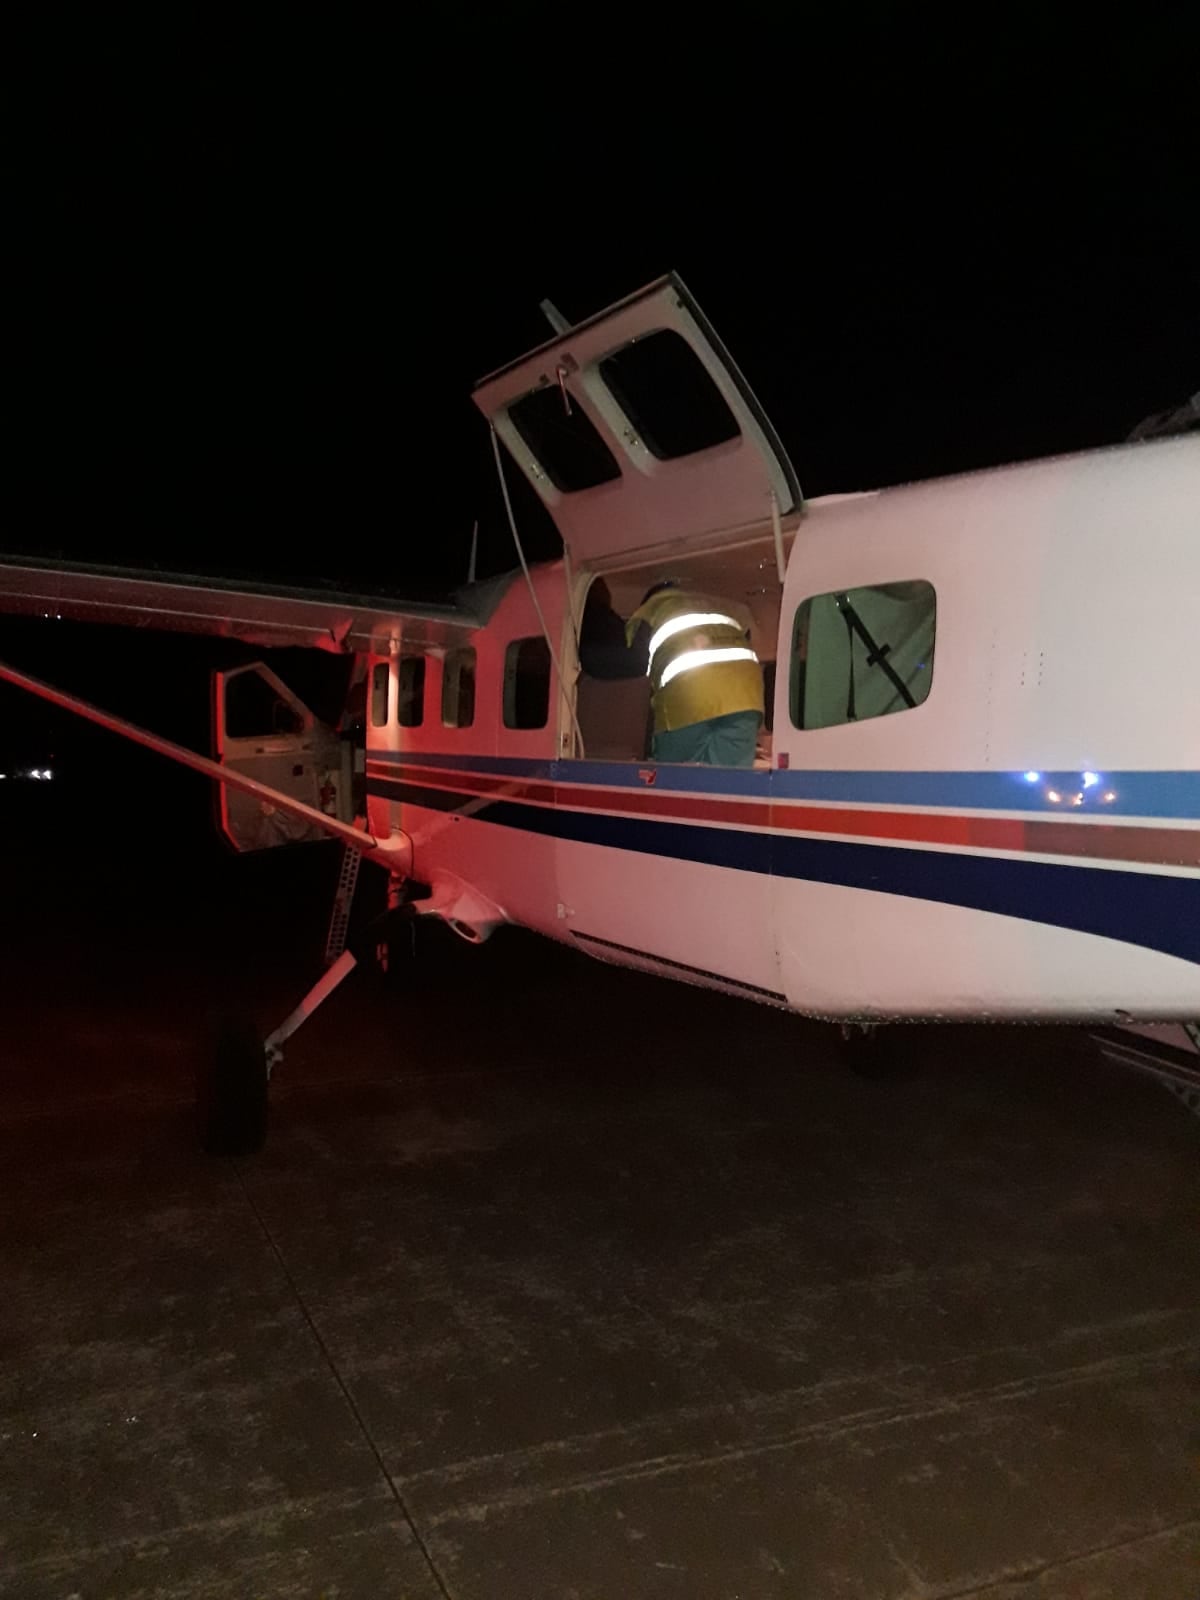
left=1, top=823, right=1197, bottom=1598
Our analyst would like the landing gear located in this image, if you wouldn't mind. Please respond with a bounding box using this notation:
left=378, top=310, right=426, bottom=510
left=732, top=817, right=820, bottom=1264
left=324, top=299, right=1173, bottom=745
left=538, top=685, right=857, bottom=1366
left=195, top=948, right=364, bottom=1156
left=198, top=1018, right=269, bottom=1156
left=193, top=860, right=422, bottom=1156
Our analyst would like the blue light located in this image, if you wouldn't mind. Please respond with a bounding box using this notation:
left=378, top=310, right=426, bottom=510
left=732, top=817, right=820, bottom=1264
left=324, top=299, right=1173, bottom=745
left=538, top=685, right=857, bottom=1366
left=1023, top=771, right=1041, bottom=783
left=1082, top=771, right=1100, bottom=788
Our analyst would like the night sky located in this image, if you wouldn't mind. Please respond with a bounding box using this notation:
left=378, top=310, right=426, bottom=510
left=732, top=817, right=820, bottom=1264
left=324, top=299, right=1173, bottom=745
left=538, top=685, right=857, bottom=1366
left=5, top=11, right=1196, bottom=749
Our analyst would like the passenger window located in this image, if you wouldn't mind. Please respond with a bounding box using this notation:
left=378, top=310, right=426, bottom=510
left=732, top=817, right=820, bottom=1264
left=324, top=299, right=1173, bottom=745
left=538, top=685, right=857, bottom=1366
left=791, top=581, right=936, bottom=730
left=442, top=646, right=477, bottom=728
left=396, top=655, right=426, bottom=728
left=370, top=661, right=390, bottom=727
left=503, top=636, right=551, bottom=729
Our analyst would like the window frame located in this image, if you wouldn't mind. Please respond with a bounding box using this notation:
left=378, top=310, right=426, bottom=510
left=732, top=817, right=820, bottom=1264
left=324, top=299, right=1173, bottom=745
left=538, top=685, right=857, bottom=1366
left=789, top=579, right=937, bottom=732
left=441, top=645, right=477, bottom=730
left=224, top=670, right=306, bottom=740
left=369, top=660, right=391, bottom=728
left=396, top=654, right=427, bottom=729
left=597, top=328, right=741, bottom=461
left=507, top=384, right=622, bottom=495
left=502, top=635, right=552, bottom=731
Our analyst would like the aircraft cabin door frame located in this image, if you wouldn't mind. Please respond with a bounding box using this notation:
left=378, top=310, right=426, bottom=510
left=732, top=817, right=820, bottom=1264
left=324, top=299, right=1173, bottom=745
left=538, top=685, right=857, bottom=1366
left=213, top=662, right=352, bottom=852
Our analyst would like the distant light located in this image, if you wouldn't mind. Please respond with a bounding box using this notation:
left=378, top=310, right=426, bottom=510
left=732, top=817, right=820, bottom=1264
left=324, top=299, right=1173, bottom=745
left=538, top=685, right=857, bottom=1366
left=1103, top=790, right=1117, bottom=803
left=1046, top=789, right=1062, bottom=803
left=1023, top=771, right=1041, bottom=783
left=42, top=768, right=53, bottom=780
left=1072, top=792, right=1084, bottom=806
left=1082, top=771, right=1100, bottom=788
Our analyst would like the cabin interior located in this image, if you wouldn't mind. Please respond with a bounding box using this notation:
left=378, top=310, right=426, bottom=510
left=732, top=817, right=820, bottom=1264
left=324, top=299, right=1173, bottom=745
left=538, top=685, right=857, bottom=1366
left=573, top=532, right=792, bottom=766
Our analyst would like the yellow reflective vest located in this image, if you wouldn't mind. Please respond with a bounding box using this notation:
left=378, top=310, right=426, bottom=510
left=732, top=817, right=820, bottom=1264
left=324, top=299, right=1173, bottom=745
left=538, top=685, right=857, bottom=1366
left=625, top=588, right=764, bottom=733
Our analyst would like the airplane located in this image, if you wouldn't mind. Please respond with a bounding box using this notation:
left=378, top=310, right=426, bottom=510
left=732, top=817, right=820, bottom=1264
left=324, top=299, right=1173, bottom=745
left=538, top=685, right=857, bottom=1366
left=1, top=273, right=1197, bottom=1154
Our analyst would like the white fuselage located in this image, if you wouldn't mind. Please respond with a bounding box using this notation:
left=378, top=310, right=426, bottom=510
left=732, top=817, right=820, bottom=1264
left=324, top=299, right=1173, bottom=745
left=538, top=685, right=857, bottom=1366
left=365, top=438, right=1200, bottom=1024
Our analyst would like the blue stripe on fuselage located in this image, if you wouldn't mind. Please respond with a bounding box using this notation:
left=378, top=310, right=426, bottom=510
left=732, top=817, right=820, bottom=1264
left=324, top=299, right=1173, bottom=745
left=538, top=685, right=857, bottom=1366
left=367, top=776, right=1200, bottom=967
left=365, top=750, right=1200, bottom=820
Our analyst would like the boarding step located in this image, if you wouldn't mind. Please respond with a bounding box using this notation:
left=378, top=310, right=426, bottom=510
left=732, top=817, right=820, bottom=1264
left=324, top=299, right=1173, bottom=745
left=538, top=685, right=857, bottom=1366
left=324, top=838, right=364, bottom=966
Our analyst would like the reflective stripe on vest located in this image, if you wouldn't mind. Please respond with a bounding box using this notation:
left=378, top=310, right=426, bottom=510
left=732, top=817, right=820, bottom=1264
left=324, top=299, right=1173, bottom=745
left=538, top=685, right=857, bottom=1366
left=646, top=611, right=745, bottom=666
left=659, top=645, right=759, bottom=688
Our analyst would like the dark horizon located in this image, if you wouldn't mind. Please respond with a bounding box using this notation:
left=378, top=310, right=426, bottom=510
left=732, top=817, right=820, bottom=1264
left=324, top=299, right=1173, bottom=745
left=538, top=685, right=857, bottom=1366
left=9, top=19, right=1197, bottom=602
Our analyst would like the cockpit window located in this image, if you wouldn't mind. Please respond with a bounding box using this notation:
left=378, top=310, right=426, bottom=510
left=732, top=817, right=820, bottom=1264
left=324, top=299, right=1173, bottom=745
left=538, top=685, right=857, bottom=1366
left=791, top=580, right=936, bottom=730
left=507, top=385, right=622, bottom=493
left=599, top=329, right=740, bottom=460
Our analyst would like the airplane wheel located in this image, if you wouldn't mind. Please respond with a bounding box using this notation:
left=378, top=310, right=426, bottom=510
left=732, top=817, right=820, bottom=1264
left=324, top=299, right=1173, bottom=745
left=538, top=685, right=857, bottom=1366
left=837, top=1022, right=912, bottom=1081
left=197, top=1018, right=269, bottom=1156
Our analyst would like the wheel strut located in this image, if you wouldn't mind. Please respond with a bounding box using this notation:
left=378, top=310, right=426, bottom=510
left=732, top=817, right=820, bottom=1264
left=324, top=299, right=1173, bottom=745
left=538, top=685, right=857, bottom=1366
left=263, top=949, right=359, bottom=1075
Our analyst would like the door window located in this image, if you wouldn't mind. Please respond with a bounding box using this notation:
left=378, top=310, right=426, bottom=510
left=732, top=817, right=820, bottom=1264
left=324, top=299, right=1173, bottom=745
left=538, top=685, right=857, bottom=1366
left=225, top=671, right=305, bottom=738
left=508, top=386, right=621, bottom=492
left=599, top=330, right=740, bottom=459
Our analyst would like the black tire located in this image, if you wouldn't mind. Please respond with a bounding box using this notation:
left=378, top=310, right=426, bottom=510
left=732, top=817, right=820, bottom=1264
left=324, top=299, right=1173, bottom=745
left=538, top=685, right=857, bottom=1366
left=197, top=1018, right=269, bottom=1156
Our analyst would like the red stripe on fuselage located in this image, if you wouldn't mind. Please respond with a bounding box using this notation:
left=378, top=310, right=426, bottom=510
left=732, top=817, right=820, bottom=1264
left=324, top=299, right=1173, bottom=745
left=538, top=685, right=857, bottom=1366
left=365, top=762, right=1200, bottom=870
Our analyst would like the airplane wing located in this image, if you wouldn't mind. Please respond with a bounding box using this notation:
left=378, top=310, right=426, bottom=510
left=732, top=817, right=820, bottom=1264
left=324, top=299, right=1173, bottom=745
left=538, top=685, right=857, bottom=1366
left=0, top=554, right=485, bottom=653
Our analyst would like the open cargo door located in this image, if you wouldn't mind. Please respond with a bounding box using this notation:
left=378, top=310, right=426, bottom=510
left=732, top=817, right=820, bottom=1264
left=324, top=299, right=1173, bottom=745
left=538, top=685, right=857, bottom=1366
left=213, top=663, right=353, bottom=851
left=474, top=273, right=800, bottom=568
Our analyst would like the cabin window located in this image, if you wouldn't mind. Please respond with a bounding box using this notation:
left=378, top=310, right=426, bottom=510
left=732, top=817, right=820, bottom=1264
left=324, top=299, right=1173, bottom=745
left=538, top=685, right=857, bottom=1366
left=504, top=636, right=551, bottom=729
left=224, top=671, right=304, bottom=738
left=599, top=330, right=740, bottom=460
left=396, top=655, right=426, bottom=728
left=369, top=661, right=390, bottom=727
left=507, top=385, right=622, bottom=493
left=442, top=646, right=477, bottom=728
left=790, top=580, right=936, bottom=730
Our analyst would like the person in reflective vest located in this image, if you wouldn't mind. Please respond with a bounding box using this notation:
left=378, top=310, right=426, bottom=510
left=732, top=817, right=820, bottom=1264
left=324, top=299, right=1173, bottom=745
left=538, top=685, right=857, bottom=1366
left=624, top=580, right=764, bottom=766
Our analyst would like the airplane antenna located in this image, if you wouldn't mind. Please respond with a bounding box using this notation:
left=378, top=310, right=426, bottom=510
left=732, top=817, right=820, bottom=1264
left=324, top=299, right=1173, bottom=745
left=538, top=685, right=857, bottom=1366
left=1127, top=390, right=1199, bottom=440
left=466, top=519, right=479, bottom=586
left=539, top=298, right=570, bottom=335
left=489, top=425, right=586, bottom=758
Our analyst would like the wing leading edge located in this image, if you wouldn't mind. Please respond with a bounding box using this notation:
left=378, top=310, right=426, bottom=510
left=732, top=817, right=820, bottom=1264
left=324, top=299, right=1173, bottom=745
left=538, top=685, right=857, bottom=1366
left=0, top=555, right=483, bottom=653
